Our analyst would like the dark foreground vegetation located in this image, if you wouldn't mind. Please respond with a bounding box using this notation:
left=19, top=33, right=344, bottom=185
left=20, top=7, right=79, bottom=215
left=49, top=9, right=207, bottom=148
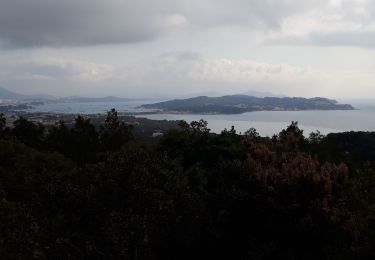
left=0, top=110, right=374, bottom=259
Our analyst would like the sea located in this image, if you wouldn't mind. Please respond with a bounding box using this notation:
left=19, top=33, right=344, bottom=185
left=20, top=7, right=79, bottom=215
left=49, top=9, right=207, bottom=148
left=26, top=100, right=375, bottom=137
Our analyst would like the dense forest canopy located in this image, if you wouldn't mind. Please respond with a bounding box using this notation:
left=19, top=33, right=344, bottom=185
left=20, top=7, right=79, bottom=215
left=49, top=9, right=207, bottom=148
left=0, top=110, right=374, bottom=259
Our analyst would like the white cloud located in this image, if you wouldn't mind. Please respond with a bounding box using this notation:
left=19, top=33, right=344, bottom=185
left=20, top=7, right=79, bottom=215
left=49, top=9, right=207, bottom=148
left=161, top=14, right=188, bottom=27
left=1, top=52, right=361, bottom=98
left=1, top=51, right=374, bottom=99
left=267, top=0, right=375, bottom=48
left=0, top=58, right=115, bottom=82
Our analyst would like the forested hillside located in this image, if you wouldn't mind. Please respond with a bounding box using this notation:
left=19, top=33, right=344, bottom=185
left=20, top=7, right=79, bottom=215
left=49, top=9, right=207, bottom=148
left=141, top=95, right=354, bottom=114
left=0, top=110, right=374, bottom=259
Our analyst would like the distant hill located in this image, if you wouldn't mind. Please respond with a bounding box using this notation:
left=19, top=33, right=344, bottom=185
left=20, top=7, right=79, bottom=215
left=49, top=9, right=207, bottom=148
left=0, top=87, right=133, bottom=102
left=240, top=90, right=285, bottom=98
left=0, top=86, right=28, bottom=99
left=141, top=95, right=354, bottom=114
left=0, top=86, right=55, bottom=100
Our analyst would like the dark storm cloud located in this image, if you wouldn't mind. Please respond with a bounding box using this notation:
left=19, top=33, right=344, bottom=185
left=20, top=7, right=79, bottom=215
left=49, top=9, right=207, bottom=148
left=0, top=0, right=320, bottom=48
left=0, top=0, right=167, bottom=47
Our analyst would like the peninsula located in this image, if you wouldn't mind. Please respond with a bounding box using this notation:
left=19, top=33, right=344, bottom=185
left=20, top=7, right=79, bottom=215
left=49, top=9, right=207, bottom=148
left=141, top=95, right=354, bottom=114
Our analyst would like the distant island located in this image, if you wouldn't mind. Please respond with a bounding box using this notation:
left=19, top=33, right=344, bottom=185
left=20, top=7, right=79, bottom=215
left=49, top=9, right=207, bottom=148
left=141, top=95, right=354, bottom=114
left=0, top=86, right=355, bottom=114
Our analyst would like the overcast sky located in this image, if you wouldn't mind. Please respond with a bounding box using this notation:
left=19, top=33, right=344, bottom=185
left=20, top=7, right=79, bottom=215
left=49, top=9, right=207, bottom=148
left=1, top=0, right=375, bottom=99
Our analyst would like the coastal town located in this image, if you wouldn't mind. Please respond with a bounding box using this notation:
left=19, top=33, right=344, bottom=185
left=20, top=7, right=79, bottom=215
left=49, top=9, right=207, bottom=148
left=0, top=110, right=177, bottom=139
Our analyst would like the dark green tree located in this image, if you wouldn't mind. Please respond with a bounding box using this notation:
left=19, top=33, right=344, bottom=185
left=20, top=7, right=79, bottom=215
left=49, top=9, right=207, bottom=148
left=70, top=115, right=99, bottom=164
left=12, top=117, right=44, bottom=148
left=277, top=121, right=307, bottom=151
left=46, top=120, right=71, bottom=155
left=0, top=113, right=5, bottom=130
left=100, top=108, right=133, bottom=151
left=0, top=113, right=6, bottom=139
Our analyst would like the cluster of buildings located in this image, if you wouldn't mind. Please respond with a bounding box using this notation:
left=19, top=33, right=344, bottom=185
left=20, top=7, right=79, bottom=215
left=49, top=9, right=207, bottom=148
left=1, top=111, right=165, bottom=138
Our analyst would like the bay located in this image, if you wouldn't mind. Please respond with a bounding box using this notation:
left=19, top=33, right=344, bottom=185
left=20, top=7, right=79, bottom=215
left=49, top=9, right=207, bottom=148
left=27, top=101, right=375, bottom=136
left=26, top=100, right=155, bottom=114
left=140, top=109, right=375, bottom=136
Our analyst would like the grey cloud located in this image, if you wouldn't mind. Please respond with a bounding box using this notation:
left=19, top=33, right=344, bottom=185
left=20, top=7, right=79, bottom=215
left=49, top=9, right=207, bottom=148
left=0, top=0, right=322, bottom=48
left=310, top=31, right=375, bottom=48
left=0, top=52, right=371, bottom=99
left=159, top=52, right=204, bottom=62
left=182, top=0, right=324, bottom=29
left=0, top=0, right=169, bottom=48
left=270, top=31, right=375, bottom=49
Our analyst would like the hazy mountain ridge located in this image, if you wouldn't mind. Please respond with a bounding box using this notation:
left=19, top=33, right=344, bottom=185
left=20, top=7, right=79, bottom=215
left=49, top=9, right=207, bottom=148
left=0, top=87, right=133, bottom=103
left=0, top=87, right=56, bottom=100
left=0, top=87, right=354, bottom=114
left=60, top=96, right=132, bottom=102
left=141, top=95, right=354, bottom=114
left=240, top=90, right=285, bottom=98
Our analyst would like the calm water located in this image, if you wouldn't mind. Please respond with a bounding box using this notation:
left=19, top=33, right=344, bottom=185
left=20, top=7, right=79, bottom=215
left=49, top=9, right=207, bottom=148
left=28, top=101, right=375, bottom=136
left=27, top=100, right=155, bottom=114
left=141, top=109, right=375, bottom=136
